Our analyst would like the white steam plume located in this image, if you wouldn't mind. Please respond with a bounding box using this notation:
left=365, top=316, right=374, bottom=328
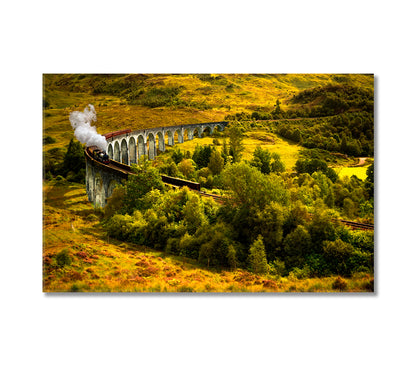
left=69, top=104, right=108, bottom=151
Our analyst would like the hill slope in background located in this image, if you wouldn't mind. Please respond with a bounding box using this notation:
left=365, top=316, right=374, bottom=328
left=43, top=74, right=373, bottom=141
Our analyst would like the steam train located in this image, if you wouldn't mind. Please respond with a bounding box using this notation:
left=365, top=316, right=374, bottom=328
left=90, top=146, right=110, bottom=164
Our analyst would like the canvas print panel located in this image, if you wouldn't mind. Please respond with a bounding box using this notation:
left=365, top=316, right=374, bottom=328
left=43, top=74, right=374, bottom=292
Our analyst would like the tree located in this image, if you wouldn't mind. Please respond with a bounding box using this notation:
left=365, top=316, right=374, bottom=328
left=271, top=152, right=285, bottom=174
left=272, top=99, right=283, bottom=118
left=248, top=235, right=268, bottom=274
left=323, top=239, right=354, bottom=276
left=208, top=149, right=224, bottom=175
left=192, top=145, right=212, bottom=169
left=221, top=138, right=229, bottom=164
left=251, top=146, right=272, bottom=174
left=365, top=162, right=374, bottom=197
left=61, top=138, right=85, bottom=180
left=177, top=159, right=195, bottom=179
left=123, top=164, right=165, bottom=214
left=222, top=162, right=289, bottom=210
left=183, top=194, right=207, bottom=234
left=227, top=245, right=237, bottom=270
left=282, top=225, right=311, bottom=270
left=171, top=147, right=184, bottom=164
left=228, top=126, right=244, bottom=163
left=250, top=201, right=285, bottom=260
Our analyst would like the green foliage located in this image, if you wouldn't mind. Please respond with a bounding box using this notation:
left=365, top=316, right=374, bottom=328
left=43, top=136, right=56, bottom=145
left=227, top=125, right=245, bottom=163
left=222, top=162, right=289, bottom=210
left=290, top=84, right=373, bottom=116
left=365, top=162, right=374, bottom=197
left=55, top=249, right=72, bottom=267
left=171, top=147, right=184, bottom=164
left=323, top=239, right=354, bottom=276
left=158, top=158, right=179, bottom=177
left=43, top=147, right=66, bottom=178
left=295, top=157, right=337, bottom=183
left=282, top=225, right=311, bottom=270
left=250, top=202, right=285, bottom=260
left=251, top=146, right=272, bottom=174
left=128, top=86, right=183, bottom=107
left=44, top=139, right=86, bottom=182
left=227, top=245, right=237, bottom=270
left=123, top=164, right=165, bottom=214
left=104, top=185, right=126, bottom=219
left=183, top=194, right=207, bottom=234
left=177, top=159, right=195, bottom=179
left=192, top=145, right=212, bottom=169
left=62, top=139, right=85, bottom=175
left=271, top=152, right=285, bottom=173
left=269, top=258, right=286, bottom=276
left=247, top=235, right=268, bottom=275
left=208, top=149, right=224, bottom=175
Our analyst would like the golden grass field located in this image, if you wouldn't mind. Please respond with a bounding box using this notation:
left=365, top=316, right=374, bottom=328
left=335, top=165, right=370, bottom=180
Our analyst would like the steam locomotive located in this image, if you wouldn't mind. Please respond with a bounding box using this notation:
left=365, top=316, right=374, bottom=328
left=90, top=146, right=110, bottom=164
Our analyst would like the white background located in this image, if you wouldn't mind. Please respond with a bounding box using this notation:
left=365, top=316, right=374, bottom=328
left=1, top=1, right=415, bottom=373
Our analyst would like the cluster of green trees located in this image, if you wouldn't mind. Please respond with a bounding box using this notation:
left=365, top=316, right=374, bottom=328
left=155, top=125, right=246, bottom=190
left=103, top=153, right=374, bottom=277
left=275, top=112, right=373, bottom=156
left=289, top=84, right=373, bottom=116
left=43, top=138, right=86, bottom=182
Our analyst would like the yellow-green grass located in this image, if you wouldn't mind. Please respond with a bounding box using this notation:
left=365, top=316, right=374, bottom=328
left=43, top=181, right=373, bottom=292
left=334, top=165, right=369, bottom=180
left=169, top=130, right=303, bottom=171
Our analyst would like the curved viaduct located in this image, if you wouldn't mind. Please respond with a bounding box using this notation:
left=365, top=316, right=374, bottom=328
left=106, top=122, right=227, bottom=165
left=85, top=121, right=227, bottom=207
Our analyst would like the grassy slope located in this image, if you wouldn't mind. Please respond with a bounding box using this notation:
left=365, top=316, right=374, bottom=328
left=171, top=130, right=303, bottom=171
left=43, top=181, right=373, bottom=292
left=43, top=74, right=373, bottom=148
left=335, top=165, right=369, bottom=180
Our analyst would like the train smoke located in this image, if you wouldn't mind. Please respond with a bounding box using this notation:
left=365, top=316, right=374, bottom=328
left=69, top=104, right=108, bottom=151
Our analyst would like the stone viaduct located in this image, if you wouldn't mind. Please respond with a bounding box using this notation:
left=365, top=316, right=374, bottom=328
left=85, top=121, right=227, bottom=207
left=106, top=122, right=227, bottom=165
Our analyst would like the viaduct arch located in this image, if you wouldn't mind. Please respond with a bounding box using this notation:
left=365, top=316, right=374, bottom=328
left=86, top=121, right=227, bottom=207
left=105, top=122, right=227, bottom=165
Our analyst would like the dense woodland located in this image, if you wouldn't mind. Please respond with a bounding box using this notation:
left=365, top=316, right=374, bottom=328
left=102, top=126, right=374, bottom=278
left=43, top=74, right=374, bottom=289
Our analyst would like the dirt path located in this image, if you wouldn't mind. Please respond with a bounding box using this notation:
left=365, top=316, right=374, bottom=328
left=356, top=157, right=368, bottom=167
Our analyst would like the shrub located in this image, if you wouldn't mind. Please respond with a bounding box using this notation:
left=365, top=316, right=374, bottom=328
left=269, top=258, right=286, bottom=276
left=56, top=249, right=72, bottom=268
left=248, top=235, right=268, bottom=275
left=43, top=136, right=56, bottom=145
left=227, top=245, right=237, bottom=270
left=332, top=276, right=348, bottom=291
left=323, top=239, right=354, bottom=276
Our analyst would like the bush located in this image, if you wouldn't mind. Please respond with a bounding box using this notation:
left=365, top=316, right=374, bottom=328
left=56, top=249, right=72, bottom=267
left=248, top=235, right=268, bottom=274
left=323, top=239, right=354, bottom=276
left=332, top=276, right=348, bottom=291
left=43, top=136, right=56, bottom=145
